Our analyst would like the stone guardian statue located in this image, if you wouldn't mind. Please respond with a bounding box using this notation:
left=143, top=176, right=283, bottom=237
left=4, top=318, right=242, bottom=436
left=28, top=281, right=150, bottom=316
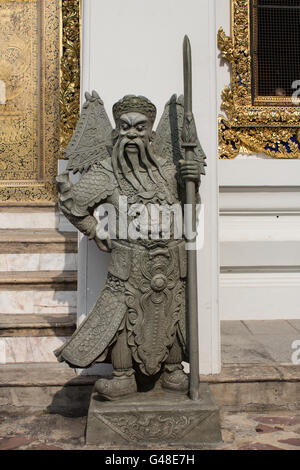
left=55, top=73, right=206, bottom=402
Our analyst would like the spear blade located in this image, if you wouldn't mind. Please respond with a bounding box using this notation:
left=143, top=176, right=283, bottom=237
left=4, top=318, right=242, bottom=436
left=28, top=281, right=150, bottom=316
left=183, top=35, right=192, bottom=115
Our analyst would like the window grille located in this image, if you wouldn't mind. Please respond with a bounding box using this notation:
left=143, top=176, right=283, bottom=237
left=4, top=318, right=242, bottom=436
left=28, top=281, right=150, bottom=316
left=251, top=0, right=300, bottom=105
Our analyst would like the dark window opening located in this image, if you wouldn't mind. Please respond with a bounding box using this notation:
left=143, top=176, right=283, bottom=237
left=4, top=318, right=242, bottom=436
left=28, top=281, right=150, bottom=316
left=251, top=0, right=300, bottom=104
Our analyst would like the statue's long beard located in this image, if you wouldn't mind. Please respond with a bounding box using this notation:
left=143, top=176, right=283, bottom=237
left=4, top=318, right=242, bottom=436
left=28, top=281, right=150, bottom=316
left=111, top=137, right=166, bottom=190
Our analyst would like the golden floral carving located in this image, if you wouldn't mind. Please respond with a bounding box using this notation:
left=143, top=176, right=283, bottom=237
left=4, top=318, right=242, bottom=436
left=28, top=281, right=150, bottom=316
left=217, top=27, right=236, bottom=64
left=219, top=118, right=300, bottom=159
left=218, top=0, right=300, bottom=159
left=0, top=0, right=80, bottom=203
left=60, top=0, right=81, bottom=156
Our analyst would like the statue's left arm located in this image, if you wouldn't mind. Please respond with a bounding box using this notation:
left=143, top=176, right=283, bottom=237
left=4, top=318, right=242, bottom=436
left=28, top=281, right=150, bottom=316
left=152, top=94, right=206, bottom=200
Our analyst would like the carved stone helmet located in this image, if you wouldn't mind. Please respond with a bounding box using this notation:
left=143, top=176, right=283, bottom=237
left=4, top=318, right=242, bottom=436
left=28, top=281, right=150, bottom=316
left=113, top=95, right=157, bottom=126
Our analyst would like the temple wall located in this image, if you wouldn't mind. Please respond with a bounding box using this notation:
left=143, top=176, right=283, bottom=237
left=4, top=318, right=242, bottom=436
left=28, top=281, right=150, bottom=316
left=217, top=0, right=300, bottom=320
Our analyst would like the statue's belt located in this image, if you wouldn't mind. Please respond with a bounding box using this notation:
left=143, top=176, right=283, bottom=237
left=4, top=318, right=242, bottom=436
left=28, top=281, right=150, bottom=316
left=107, top=239, right=187, bottom=281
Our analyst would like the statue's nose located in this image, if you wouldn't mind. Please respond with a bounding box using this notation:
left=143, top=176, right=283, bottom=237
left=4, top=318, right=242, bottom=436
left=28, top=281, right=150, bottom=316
left=127, top=130, right=137, bottom=139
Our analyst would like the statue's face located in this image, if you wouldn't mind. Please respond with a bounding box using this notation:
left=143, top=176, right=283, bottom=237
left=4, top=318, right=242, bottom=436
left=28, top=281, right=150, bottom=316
left=111, top=110, right=163, bottom=189
left=118, top=112, right=152, bottom=155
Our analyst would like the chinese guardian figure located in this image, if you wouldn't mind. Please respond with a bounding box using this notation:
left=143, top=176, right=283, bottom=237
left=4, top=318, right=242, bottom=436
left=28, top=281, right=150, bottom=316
left=55, top=91, right=206, bottom=400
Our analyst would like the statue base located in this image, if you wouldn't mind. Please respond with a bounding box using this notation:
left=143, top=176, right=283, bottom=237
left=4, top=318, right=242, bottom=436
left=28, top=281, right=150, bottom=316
left=86, top=382, right=221, bottom=446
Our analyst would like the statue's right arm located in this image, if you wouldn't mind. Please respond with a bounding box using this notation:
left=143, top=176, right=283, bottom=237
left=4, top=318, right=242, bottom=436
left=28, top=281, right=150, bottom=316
left=56, top=164, right=117, bottom=251
left=56, top=172, right=98, bottom=239
left=59, top=205, right=111, bottom=253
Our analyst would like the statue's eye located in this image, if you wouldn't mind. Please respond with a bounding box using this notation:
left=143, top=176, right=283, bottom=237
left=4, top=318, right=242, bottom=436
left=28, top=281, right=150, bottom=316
left=136, top=125, right=144, bottom=131
left=121, top=124, right=129, bottom=130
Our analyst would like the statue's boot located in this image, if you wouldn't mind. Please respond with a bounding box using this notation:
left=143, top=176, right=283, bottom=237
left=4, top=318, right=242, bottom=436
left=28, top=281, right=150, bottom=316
left=95, top=369, right=137, bottom=400
left=95, top=326, right=137, bottom=400
left=162, top=337, right=188, bottom=392
left=162, top=365, right=189, bottom=393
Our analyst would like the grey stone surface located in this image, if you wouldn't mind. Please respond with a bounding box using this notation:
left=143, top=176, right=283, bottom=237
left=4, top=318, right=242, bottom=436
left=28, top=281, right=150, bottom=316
left=287, top=320, right=300, bottom=334
left=210, top=381, right=300, bottom=412
left=222, top=320, right=300, bottom=365
left=244, top=320, right=298, bottom=336
left=252, top=334, right=299, bottom=364
left=222, top=331, right=275, bottom=364
left=221, top=320, right=251, bottom=336
left=86, top=383, right=221, bottom=446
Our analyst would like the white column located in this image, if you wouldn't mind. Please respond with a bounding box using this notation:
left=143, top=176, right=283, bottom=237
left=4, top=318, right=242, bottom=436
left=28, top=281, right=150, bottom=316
left=78, top=0, right=220, bottom=374
left=197, top=0, right=220, bottom=374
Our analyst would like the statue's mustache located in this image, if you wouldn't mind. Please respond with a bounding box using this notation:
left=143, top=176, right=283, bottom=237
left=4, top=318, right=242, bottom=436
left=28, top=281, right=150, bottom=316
left=119, top=136, right=143, bottom=149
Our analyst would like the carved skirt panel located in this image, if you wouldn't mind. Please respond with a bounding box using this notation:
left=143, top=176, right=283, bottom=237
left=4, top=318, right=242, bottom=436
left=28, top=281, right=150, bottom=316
left=115, top=240, right=188, bottom=376
left=54, top=275, right=126, bottom=368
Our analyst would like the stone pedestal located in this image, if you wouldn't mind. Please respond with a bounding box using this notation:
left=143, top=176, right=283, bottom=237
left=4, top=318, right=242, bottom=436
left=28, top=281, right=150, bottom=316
left=86, top=383, right=221, bottom=446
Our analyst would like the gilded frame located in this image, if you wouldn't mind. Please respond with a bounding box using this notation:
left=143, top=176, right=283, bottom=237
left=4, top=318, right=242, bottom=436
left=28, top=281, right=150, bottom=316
left=0, top=0, right=80, bottom=204
left=218, top=0, right=300, bottom=159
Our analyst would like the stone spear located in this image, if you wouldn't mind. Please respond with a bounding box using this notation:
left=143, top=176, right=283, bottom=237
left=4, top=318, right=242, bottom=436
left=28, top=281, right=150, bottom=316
left=182, top=35, right=200, bottom=401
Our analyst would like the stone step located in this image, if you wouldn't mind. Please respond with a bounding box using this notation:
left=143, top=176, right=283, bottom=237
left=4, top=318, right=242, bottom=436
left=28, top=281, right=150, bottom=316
left=0, top=337, right=68, bottom=363
left=0, top=363, right=299, bottom=415
left=0, top=271, right=77, bottom=290
left=0, top=253, right=77, bottom=272
left=0, top=229, right=77, bottom=254
left=0, top=314, right=76, bottom=337
left=0, top=363, right=96, bottom=415
left=202, top=364, right=300, bottom=412
left=0, top=206, right=58, bottom=230
left=0, top=290, right=77, bottom=314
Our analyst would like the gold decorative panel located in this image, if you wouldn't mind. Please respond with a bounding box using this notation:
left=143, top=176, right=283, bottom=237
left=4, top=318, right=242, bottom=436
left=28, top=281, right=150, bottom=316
left=60, top=0, right=81, bottom=156
left=218, top=0, right=300, bottom=159
left=0, top=0, right=80, bottom=203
